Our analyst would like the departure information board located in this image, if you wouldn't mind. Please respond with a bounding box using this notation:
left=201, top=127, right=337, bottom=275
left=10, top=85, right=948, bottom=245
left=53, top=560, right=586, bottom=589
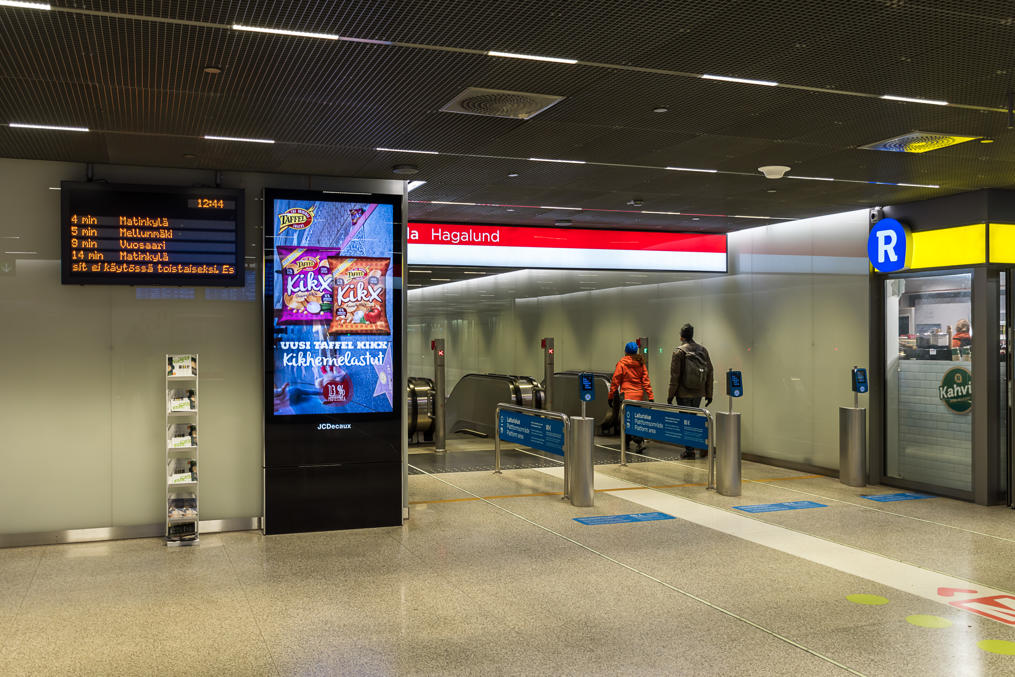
left=61, top=182, right=245, bottom=286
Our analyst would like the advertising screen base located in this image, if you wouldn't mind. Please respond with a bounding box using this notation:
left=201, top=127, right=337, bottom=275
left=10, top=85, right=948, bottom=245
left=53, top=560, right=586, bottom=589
left=264, top=462, right=401, bottom=534
left=263, top=187, right=404, bottom=535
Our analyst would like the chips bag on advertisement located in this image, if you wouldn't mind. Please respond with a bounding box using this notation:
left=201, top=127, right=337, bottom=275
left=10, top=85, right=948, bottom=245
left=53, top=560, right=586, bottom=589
left=277, top=246, right=339, bottom=323
left=327, top=256, right=390, bottom=335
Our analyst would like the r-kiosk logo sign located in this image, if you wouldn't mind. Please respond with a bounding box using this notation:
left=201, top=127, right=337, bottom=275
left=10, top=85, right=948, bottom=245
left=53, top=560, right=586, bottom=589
left=867, top=218, right=912, bottom=273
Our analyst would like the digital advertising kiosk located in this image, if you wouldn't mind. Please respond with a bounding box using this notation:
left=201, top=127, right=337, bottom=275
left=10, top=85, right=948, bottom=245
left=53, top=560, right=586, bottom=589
left=263, top=186, right=406, bottom=534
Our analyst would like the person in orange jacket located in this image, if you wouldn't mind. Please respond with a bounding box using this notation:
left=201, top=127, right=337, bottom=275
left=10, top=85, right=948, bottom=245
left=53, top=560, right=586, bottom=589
left=609, top=342, right=654, bottom=452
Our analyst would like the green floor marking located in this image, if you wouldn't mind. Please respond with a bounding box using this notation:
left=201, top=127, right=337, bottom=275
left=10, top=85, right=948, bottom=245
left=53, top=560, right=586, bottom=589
left=906, top=615, right=952, bottom=628
left=978, top=640, right=1015, bottom=655
left=846, top=594, right=889, bottom=606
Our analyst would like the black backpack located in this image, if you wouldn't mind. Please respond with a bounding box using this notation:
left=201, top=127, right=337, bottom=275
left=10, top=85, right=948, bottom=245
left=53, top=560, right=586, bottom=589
left=679, top=346, right=708, bottom=392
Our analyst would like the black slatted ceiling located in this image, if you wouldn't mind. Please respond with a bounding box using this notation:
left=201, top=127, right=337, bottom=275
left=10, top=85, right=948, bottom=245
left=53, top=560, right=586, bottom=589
left=0, top=1, right=1013, bottom=232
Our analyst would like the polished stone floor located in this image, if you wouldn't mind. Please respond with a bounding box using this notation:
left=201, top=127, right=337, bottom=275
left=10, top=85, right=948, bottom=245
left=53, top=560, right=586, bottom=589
left=3, top=452, right=1015, bottom=675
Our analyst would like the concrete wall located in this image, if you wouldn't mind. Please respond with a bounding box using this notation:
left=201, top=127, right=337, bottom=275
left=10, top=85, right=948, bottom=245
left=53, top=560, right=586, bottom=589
left=408, top=210, right=871, bottom=471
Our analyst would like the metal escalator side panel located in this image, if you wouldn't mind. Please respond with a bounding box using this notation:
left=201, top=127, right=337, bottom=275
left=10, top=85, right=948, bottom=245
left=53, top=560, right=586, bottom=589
left=445, top=374, right=520, bottom=438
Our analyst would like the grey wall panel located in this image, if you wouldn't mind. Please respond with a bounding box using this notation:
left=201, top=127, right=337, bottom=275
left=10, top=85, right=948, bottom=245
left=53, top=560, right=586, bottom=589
left=406, top=210, right=869, bottom=471
left=0, top=157, right=403, bottom=535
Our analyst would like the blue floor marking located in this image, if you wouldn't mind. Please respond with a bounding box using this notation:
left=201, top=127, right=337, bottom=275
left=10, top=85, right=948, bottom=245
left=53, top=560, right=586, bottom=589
left=861, top=492, right=935, bottom=502
left=733, top=500, right=827, bottom=513
left=574, top=512, right=675, bottom=525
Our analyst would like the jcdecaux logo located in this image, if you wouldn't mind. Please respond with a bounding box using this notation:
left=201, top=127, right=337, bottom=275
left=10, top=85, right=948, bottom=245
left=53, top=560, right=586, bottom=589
left=867, top=218, right=912, bottom=273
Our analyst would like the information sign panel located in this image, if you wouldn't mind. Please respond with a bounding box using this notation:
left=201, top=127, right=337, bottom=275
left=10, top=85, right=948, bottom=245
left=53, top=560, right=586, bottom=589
left=624, top=406, right=708, bottom=450
left=498, top=410, right=566, bottom=456
left=61, top=182, right=244, bottom=285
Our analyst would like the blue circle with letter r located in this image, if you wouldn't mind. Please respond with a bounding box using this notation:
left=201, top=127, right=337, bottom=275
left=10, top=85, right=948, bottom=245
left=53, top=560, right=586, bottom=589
left=867, top=218, right=908, bottom=273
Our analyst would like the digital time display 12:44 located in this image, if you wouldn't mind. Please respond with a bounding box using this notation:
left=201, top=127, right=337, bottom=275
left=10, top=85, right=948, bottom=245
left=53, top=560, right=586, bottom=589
left=61, top=182, right=245, bottom=286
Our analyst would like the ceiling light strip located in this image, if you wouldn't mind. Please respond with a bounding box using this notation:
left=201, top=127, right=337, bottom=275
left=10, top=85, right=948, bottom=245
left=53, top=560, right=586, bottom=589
left=487, top=50, right=577, bottom=65
left=787, top=175, right=835, bottom=182
left=9, top=122, right=88, bottom=132
left=376, top=147, right=439, bottom=155
left=233, top=24, right=339, bottom=40
left=701, top=74, right=778, bottom=87
left=528, top=157, right=586, bottom=164
left=880, top=94, right=948, bottom=106
left=0, top=1, right=50, bottom=9
left=665, top=166, right=718, bottom=173
left=204, top=134, right=274, bottom=144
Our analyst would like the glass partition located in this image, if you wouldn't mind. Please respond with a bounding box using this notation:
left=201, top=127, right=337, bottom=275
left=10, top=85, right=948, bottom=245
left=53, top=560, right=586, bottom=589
left=884, top=272, right=973, bottom=492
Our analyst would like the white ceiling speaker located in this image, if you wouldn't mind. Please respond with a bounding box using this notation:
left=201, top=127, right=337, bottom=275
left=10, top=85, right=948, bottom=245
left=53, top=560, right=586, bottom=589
left=758, top=165, right=791, bottom=179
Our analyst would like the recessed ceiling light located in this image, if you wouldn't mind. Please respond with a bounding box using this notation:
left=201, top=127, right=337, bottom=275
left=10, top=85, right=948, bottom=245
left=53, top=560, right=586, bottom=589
left=487, top=50, right=577, bottom=65
left=182, top=153, right=197, bottom=159
left=540, top=206, right=581, bottom=210
left=701, top=74, right=778, bottom=87
left=430, top=201, right=476, bottom=206
left=528, top=157, right=586, bottom=164
left=392, top=164, right=419, bottom=175
left=204, top=134, right=274, bottom=144
left=47, top=186, right=60, bottom=190
left=506, top=208, right=515, bottom=212
left=9, top=122, right=88, bottom=132
left=463, top=271, right=486, bottom=275
left=203, top=66, right=222, bottom=74
left=642, top=210, right=681, bottom=215
left=430, top=278, right=451, bottom=282
left=232, top=24, right=339, bottom=40
left=732, top=215, right=773, bottom=219
left=0, top=1, right=50, bottom=9
left=376, top=147, right=439, bottom=155
left=691, top=217, right=700, bottom=221
left=787, top=175, right=834, bottom=181
left=507, top=172, right=519, bottom=177
left=665, top=166, right=718, bottom=173
left=652, top=107, right=669, bottom=113
left=4, top=250, right=37, bottom=254
left=880, top=94, right=948, bottom=106
left=406, top=180, right=427, bottom=191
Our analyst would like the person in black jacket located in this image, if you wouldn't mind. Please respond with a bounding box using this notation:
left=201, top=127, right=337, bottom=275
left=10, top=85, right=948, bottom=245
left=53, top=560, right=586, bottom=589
left=667, top=324, right=714, bottom=459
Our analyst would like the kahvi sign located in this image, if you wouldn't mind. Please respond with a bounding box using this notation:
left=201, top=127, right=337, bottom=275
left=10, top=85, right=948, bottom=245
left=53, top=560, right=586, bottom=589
left=867, top=218, right=912, bottom=273
left=939, top=367, right=972, bottom=414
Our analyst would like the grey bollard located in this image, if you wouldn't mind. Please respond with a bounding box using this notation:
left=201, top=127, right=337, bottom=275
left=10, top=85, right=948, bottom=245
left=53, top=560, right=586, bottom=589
left=839, top=407, right=866, bottom=487
left=715, top=411, right=742, bottom=496
left=568, top=416, right=595, bottom=507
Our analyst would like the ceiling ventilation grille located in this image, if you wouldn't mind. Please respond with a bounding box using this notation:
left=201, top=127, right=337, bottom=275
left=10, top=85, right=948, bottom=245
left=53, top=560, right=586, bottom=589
left=440, top=87, right=565, bottom=119
left=860, top=131, right=979, bottom=153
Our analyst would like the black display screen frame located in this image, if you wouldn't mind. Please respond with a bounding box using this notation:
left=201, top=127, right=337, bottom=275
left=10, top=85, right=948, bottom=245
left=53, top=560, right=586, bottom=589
left=60, top=181, right=245, bottom=286
left=262, top=187, right=404, bottom=468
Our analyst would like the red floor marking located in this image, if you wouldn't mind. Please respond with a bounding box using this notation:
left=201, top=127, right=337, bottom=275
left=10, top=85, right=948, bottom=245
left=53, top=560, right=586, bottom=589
left=938, top=587, right=978, bottom=597
left=949, top=595, right=1015, bottom=625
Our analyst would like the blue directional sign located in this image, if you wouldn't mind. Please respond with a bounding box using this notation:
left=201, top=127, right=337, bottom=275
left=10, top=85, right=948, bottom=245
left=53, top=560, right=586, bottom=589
left=861, top=492, right=934, bottom=502
left=624, top=406, right=708, bottom=450
left=579, top=372, right=596, bottom=402
left=733, top=501, right=827, bottom=513
left=498, top=410, right=566, bottom=456
left=574, top=512, right=674, bottom=525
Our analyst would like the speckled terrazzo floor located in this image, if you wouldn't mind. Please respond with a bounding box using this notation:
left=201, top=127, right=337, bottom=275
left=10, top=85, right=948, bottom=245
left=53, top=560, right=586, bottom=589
left=3, top=459, right=1015, bottom=676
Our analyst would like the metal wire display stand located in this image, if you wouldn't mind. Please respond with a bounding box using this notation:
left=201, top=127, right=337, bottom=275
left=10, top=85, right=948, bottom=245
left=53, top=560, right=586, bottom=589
left=165, top=353, right=199, bottom=546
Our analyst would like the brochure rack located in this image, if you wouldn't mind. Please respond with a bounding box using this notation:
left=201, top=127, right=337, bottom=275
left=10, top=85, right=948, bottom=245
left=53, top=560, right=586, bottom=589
left=165, top=354, right=199, bottom=546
